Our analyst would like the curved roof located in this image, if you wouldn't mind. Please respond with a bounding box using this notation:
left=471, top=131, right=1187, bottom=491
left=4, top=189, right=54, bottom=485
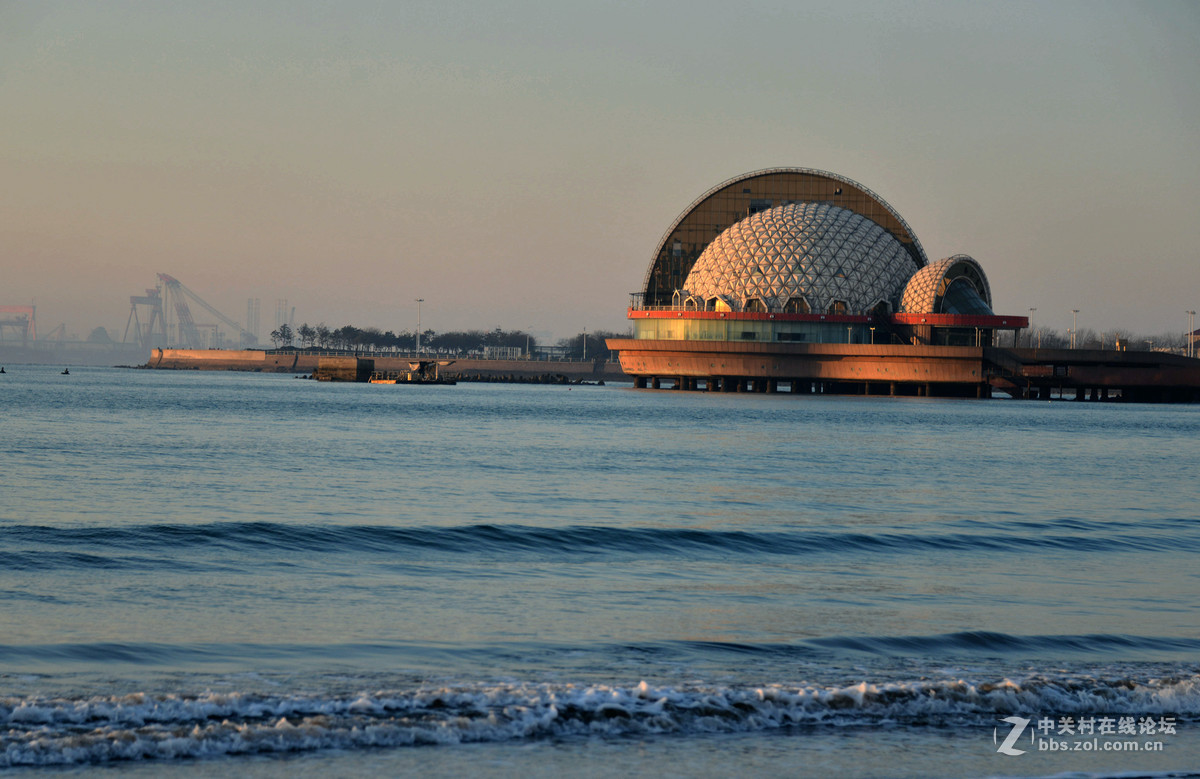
left=682, top=202, right=917, bottom=315
left=640, top=168, right=929, bottom=306
left=899, top=254, right=993, bottom=315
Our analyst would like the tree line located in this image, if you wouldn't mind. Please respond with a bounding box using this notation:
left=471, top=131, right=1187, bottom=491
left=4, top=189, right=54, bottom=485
left=268, top=323, right=629, bottom=360
left=1005, top=326, right=1192, bottom=352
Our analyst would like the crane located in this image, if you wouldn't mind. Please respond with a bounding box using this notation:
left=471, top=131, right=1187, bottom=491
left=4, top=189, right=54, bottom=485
left=156, top=274, right=258, bottom=348
left=123, top=288, right=167, bottom=351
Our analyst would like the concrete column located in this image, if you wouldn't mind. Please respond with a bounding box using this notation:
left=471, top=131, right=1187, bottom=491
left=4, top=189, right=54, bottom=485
left=634, top=377, right=646, bottom=389
left=651, top=377, right=660, bottom=390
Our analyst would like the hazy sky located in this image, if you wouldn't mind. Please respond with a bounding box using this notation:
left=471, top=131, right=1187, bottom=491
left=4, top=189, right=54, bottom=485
left=3, top=1, right=1198, bottom=342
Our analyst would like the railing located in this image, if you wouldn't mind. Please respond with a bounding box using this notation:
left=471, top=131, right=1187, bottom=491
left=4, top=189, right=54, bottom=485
left=264, top=347, right=606, bottom=363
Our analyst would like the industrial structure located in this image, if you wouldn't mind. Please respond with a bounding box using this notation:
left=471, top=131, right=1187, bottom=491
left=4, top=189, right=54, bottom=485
left=123, top=273, right=258, bottom=351
left=608, top=168, right=1200, bottom=401
left=0, top=305, right=37, bottom=346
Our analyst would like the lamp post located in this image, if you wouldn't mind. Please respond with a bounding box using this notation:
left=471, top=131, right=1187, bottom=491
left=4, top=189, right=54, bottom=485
left=1071, top=309, right=1079, bottom=349
left=415, top=298, right=423, bottom=354
left=1188, top=310, right=1196, bottom=358
left=1028, top=308, right=1036, bottom=348
left=869, top=326, right=875, bottom=345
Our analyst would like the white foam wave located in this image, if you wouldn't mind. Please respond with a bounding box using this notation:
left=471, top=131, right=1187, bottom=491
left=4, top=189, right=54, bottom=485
left=3, top=674, right=1198, bottom=766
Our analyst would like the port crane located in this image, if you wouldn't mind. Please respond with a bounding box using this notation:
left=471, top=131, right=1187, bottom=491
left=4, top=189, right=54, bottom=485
left=123, top=288, right=167, bottom=351
left=124, top=274, right=256, bottom=349
left=159, top=274, right=258, bottom=348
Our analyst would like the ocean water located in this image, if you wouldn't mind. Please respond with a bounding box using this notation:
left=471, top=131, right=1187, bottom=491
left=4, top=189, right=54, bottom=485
left=2, top=366, right=1198, bottom=777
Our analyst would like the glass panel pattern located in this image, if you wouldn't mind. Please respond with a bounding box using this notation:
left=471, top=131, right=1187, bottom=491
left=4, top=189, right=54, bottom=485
left=899, top=255, right=993, bottom=315
left=681, top=203, right=918, bottom=315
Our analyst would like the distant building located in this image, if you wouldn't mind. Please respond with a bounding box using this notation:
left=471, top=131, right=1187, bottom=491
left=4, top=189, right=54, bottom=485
left=608, top=168, right=1028, bottom=397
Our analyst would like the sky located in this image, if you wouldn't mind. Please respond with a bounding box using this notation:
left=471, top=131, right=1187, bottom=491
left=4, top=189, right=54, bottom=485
left=2, top=0, right=1198, bottom=343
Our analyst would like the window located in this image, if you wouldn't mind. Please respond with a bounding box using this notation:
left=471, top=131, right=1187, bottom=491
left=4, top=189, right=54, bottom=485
left=741, top=331, right=757, bottom=340
left=748, top=199, right=773, bottom=216
left=744, top=298, right=767, bottom=313
left=783, top=297, right=811, bottom=314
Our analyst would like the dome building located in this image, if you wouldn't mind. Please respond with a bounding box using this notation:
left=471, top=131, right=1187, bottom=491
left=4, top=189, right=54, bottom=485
left=608, top=168, right=1029, bottom=398
left=679, top=201, right=919, bottom=317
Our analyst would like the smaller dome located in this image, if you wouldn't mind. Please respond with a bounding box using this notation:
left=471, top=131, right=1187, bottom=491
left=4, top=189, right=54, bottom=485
left=899, top=255, right=993, bottom=315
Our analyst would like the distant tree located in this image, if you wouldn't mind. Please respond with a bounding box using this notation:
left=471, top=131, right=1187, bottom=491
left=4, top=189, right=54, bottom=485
left=1033, top=328, right=1067, bottom=349
left=556, top=329, right=628, bottom=360
left=316, top=323, right=331, bottom=349
left=1108, top=329, right=1134, bottom=351
left=270, top=323, right=294, bottom=348
left=297, top=323, right=316, bottom=348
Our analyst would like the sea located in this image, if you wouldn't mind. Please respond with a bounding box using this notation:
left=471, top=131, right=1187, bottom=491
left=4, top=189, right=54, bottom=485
left=2, top=366, right=1198, bottom=778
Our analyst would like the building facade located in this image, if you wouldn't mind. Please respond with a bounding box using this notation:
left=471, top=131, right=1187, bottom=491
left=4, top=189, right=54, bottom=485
left=609, top=168, right=1029, bottom=397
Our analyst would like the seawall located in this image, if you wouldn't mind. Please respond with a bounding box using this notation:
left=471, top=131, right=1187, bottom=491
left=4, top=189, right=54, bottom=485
left=147, top=349, right=628, bottom=382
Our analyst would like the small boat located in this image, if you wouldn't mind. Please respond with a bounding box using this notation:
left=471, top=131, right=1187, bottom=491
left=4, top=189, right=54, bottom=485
left=368, top=360, right=456, bottom=385
left=61, top=368, right=70, bottom=375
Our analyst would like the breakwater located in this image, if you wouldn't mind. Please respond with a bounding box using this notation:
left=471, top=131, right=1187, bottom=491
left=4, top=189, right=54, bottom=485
left=146, top=349, right=627, bottom=382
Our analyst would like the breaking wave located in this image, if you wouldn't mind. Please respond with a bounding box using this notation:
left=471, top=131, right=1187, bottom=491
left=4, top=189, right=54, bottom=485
left=3, top=674, right=1197, bottom=767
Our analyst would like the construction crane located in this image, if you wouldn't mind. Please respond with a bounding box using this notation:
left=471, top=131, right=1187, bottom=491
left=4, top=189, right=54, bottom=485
left=157, top=273, right=257, bottom=347
left=123, top=288, right=167, bottom=351
left=0, top=305, right=36, bottom=345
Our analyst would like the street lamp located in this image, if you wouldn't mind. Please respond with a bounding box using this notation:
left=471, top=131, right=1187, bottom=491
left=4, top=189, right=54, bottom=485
left=869, top=326, right=875, bottom=345
left=1071, top=309, right=1079, bottom=349
left=1187, top=310, right=1196, bottom=359
left=415, top=298, right=423, bottom=354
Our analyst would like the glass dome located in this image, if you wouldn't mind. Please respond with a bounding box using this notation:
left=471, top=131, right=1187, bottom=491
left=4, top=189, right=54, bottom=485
left=681, top=202, right=919, bottom=314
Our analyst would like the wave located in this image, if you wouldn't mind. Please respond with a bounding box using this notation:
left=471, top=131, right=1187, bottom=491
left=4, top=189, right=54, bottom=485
left=2, top=673, right=1197, bottom=767
left=4, top=520, right=1197, bottom=568
left=3, top=632, right=1199, bottom=670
